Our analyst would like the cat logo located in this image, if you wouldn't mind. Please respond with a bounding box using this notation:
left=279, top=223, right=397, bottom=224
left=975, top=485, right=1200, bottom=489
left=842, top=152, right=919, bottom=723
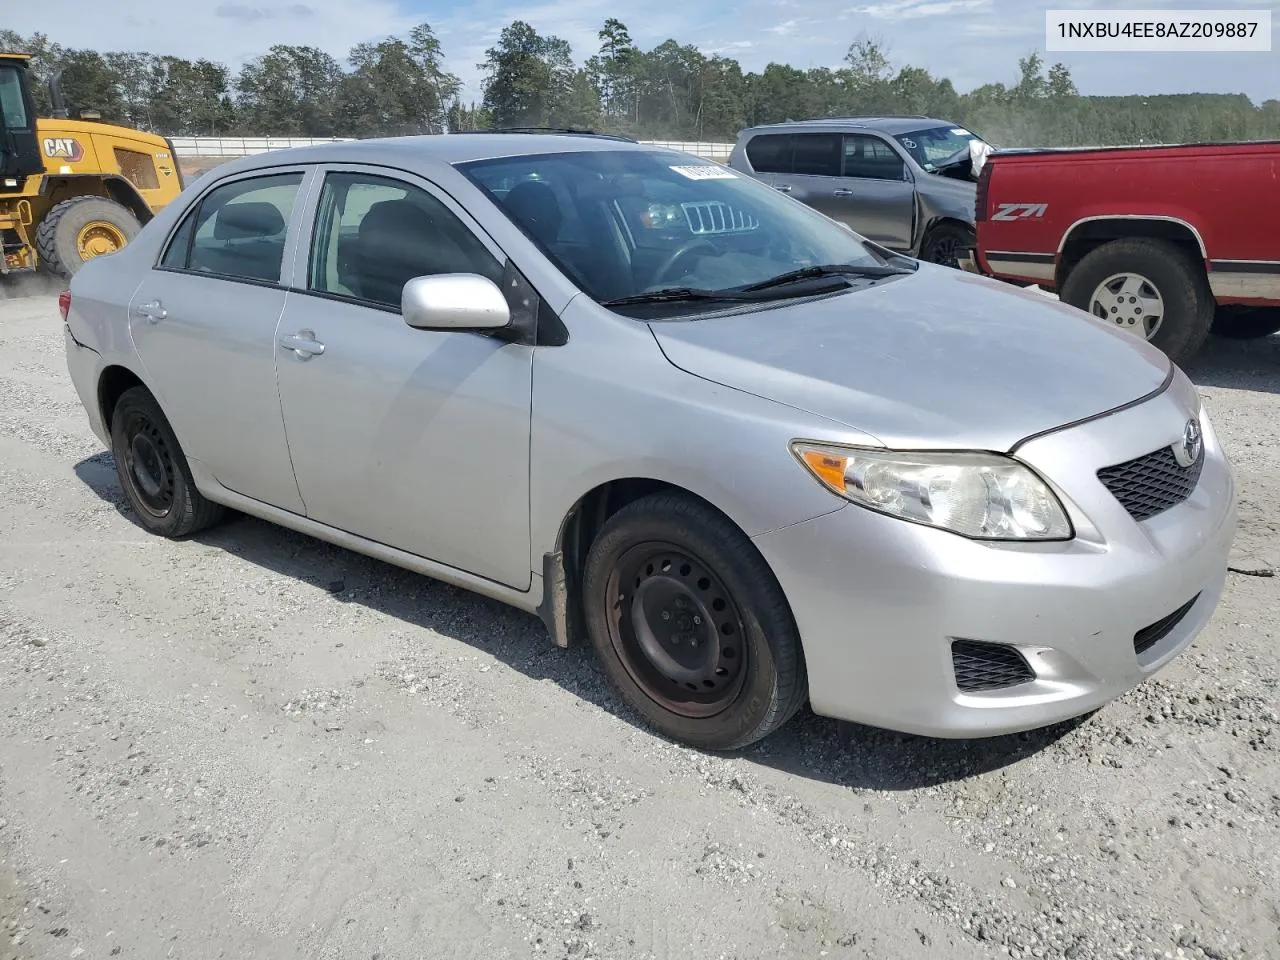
left=42, top=137, right=85, bottom=162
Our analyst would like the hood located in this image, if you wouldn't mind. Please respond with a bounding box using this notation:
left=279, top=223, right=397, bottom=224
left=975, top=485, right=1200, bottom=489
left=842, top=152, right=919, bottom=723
left=648, top=265, right=1172, bottom=451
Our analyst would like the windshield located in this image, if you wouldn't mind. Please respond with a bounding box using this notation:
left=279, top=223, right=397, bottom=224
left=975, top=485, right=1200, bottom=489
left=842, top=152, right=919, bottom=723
left=893, top=125, right=981, bottom=171
left=456, top=149, right=894, bottom=309
left=0, top=67, right=30, bottom=130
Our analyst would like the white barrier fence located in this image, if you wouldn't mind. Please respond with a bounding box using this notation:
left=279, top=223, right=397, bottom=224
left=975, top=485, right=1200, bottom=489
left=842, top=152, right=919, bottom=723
left=169, top=136, right=734, bottom=161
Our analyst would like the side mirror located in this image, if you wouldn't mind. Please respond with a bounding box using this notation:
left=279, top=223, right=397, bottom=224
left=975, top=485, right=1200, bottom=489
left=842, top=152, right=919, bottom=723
left=401, top=273, right=511, bottom=332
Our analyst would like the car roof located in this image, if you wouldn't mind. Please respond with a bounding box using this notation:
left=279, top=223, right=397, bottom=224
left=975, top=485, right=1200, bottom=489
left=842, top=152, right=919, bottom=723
left=740, top=116, right=958, bottom=136
left=203, top=132, right=670, bottom=177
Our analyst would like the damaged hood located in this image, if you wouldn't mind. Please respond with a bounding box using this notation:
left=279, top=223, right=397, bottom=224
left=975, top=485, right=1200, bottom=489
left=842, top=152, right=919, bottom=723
left=648, top=265, right=1172, bottom=451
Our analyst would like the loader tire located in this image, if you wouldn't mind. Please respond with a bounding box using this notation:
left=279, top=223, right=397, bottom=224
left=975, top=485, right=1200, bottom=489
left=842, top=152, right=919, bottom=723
left=36, top=196, right=141, bottom=278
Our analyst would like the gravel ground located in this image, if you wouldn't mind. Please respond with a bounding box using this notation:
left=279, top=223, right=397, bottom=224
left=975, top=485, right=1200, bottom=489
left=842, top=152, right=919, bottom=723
left=0, top=290, right=1277, bottom=960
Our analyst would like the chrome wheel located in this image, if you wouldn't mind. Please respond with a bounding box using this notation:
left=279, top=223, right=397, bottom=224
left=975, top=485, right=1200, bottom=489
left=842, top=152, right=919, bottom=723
left=1089, top=272, right=1165, bottom=340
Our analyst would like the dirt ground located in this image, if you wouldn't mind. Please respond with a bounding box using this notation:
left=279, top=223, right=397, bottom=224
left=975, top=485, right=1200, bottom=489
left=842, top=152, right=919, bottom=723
left=0, top=289, right=1277, bottom=960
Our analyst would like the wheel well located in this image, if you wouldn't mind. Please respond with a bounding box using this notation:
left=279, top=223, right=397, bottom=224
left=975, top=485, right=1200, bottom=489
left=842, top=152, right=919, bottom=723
left=1057, top=219, right=1204, bottom=290
left=44, top=176, right=153, bottom=224
left=98, top=365, right=145, bottom=433
left=924, top=216, right=973, bottom=238
left=541, top=478, right=745, bottom=648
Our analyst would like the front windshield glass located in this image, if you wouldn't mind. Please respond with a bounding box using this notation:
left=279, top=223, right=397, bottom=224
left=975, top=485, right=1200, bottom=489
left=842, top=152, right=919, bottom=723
left=457, top=148, right=895, bottom=308
left=894, top=125, right=980, bottom=171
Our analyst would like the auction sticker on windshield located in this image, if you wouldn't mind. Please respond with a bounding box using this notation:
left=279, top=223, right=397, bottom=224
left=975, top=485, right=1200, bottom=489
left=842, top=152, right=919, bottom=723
left=670, top=164, right=738, bottom=180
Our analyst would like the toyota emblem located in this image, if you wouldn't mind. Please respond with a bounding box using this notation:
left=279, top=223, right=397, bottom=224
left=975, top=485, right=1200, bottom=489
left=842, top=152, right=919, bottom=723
left=1174, top=418, right=1202, bottom=468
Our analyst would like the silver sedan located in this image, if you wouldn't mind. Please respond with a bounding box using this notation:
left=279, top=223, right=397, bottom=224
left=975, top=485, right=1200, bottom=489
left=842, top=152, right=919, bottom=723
left=61, top=132, right=1237, bottom=750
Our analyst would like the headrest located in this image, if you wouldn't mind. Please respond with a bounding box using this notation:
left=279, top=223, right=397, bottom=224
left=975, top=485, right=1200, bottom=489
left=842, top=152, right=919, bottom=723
left=502, top=180, right=562, bottom=242
left=213, top=201, right=285, bottom=240
left=356, top=199, right=436, bottom=261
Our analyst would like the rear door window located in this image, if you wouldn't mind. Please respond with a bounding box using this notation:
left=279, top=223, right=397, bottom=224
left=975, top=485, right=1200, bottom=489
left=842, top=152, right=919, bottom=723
left=160, top=172, right=303, bottom=284
left=791, top=134, right=842, bottom=177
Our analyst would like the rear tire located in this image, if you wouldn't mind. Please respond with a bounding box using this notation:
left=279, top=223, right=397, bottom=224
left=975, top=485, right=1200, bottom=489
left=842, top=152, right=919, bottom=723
left=110, top=386, right=226, bottom=538
left=1059, top=238, right=1214, bottom=364
left=920, top=222, right=975, bottom=269
left=581, top=491, right=807, bottom=751
left=36, top=196, right=141, bottom=278
left=1211, top=305, right=1280, bottom=340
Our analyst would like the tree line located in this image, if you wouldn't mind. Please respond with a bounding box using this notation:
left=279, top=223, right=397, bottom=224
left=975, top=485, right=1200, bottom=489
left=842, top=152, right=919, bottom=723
left=4, top=21, right=1280, bottom=147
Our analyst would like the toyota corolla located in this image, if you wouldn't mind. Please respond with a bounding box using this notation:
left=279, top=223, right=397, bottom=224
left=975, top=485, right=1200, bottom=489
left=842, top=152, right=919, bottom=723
left=61, top=132, right=1237, bottom=751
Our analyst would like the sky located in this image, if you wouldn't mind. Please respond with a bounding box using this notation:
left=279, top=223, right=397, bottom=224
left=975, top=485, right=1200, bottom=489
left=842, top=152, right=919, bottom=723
left=7, top=0, right=1279, bottom=107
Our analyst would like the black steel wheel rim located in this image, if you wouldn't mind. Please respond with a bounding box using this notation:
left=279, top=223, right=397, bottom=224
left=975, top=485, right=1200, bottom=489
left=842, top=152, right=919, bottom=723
left=120, top=411, right=176, bottom=519
left=604, top=541, right=748, bottom=719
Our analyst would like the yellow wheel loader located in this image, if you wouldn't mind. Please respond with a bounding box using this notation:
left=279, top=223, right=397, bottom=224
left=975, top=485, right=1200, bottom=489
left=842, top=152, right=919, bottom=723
left=0, top=52, right=184, bottom=278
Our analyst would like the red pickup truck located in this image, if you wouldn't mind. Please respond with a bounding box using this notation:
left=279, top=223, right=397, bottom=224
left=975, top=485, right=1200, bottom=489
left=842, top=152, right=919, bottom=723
left=964, top=141, right=1280, bottom=363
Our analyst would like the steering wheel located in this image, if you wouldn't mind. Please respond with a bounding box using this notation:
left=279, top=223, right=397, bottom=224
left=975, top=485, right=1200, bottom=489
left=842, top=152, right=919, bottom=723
left=650, top=238, right=717, bottom=287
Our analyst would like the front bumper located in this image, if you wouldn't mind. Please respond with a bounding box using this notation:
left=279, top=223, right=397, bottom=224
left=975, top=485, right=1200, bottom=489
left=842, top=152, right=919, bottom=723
left=752, top=372, right=1237, bottom=738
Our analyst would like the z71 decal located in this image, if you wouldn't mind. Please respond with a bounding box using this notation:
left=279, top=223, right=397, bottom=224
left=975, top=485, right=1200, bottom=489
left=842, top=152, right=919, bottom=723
left=991, top=202, right=1048, bottom=222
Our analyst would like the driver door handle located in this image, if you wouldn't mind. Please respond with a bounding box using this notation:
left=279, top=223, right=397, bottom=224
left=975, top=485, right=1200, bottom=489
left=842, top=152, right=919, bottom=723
left=832, top=188, right=855, bottom=197
left=773, top=184, right=792, bottom=193
left=131, top=300, right=167, bottom=323
left=280, top=330, right=326, bottom=359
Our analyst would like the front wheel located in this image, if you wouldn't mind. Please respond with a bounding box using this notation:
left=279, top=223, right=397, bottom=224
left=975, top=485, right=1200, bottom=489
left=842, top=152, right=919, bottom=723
left=920, top=222, right=975, bottom=269
left=1059, top=238, right=1214, bottom=364
left=581, top=492, right=808, bottom=751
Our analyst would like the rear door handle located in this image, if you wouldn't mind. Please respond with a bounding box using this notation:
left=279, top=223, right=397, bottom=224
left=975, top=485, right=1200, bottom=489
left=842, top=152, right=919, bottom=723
left=832, top=188, right=855, bottom=197
left=131, top=300, right=167, bottom=323
left=773, top=184, right=792, bottom=193
left=280, top=330, right=326, bottom=359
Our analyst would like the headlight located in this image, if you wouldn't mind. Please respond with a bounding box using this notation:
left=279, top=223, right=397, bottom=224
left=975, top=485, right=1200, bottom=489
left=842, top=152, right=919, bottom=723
left=791, top=442, right=1072, bottom=541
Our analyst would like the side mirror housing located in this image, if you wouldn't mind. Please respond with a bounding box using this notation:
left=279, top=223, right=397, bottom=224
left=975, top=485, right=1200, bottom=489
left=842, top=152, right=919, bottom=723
left=401, top=273, right=511, bottom=332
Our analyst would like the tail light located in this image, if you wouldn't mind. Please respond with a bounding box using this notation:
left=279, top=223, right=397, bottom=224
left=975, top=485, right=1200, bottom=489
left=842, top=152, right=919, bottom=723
left=974, top=160, right=992, bottom=222
left=58, top=289, right=72, bottom=323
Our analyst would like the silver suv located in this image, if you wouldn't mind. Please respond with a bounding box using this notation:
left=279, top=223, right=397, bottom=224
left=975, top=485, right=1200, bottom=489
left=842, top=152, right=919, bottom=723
left=727, top=116, right=984, bottom=268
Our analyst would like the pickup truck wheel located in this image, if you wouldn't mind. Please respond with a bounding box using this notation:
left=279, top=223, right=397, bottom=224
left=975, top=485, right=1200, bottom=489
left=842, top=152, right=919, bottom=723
left=1211, top=305, right=1280, bottom=340
left=920, top=222, right=974, bottom=269
left=581, top=492, right=808, bottom=751
left=1060, top=239, right=1213, bottom=364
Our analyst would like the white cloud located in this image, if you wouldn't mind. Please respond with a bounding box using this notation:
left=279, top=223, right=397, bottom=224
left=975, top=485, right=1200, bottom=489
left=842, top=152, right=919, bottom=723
left=847, top=0, right=992, bottom=21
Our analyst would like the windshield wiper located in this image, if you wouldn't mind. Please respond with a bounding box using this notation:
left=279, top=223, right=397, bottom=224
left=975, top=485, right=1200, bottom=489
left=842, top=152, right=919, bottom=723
left=601, top=287, right=761, bottom=307
left=735, top=262, right=915, bottom=293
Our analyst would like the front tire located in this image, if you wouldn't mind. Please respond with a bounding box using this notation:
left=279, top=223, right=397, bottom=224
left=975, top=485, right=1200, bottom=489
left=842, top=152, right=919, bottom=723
left=581, top=492, right=807, bottom=751
left=920, top=222, right=975, bottom=269
left=36, top=196, right=141, bottom=278
left=1059, top=238, right=1214, bottom=364
left=110, top=386, right=226, bottom=538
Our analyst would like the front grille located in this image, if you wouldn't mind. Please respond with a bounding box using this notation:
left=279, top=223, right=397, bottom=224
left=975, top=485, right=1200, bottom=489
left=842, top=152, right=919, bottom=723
left=681, top=201, right=759, bottom=235
left=1134, top=594, right=1200, bottom=656
left=951, top=640, right=1035, bottom=692
left=1097, top=444, right=1203, bottom=522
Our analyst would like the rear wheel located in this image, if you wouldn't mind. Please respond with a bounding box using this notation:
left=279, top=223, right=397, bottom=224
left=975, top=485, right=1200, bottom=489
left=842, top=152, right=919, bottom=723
left=581, top=492, right=807, bottom=751
left=1211, top=305, right=1280, bottom=340
left=36, top=196, right=141, bottom=278
left=920, top=222, right=975, bottom=269
left=110, top=386, right=226, bottom=538
left=1059, top=238, right=1214, bottom=364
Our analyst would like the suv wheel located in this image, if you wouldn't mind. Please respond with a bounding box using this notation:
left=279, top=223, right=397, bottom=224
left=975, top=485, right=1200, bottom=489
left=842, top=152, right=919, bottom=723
left=920, top=222, right=975, bottom=269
